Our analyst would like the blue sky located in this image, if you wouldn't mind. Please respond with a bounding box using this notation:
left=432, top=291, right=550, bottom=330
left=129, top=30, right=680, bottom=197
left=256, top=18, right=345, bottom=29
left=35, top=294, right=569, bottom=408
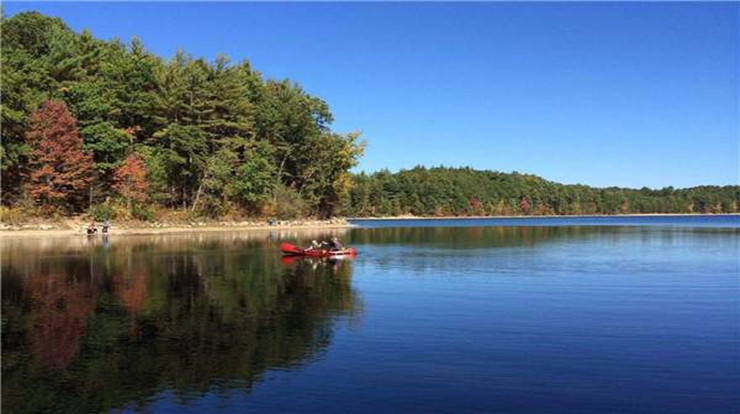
left=5, top=2, right=738, bottom=188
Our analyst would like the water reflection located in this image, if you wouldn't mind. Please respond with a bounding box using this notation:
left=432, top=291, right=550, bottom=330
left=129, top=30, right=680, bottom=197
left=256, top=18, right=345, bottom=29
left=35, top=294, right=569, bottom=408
left=1, top=231, right=361, bottom=413
left=347, top=226, right=739, bottom=276
left=349, top=225, right=738, bottom=248
left=3, top=224, right=737, bottom=413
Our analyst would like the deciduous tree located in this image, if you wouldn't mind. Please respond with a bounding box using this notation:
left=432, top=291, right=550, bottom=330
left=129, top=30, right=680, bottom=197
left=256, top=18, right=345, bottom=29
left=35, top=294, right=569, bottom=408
left=25, top=100, right=94, bottom=210
left=113, top=153, right=149, bottom=211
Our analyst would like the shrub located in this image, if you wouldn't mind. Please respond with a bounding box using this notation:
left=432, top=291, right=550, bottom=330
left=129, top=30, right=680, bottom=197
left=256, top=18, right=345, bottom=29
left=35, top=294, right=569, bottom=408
left=195, top=195, right=232, bottom=219
left=132, top=203, right=154, bottom=221
left=0, top=206, right=24, bottom=224
left=90, top=203, right=115, bottom=221
left=268, top=186, right=307, bottom=220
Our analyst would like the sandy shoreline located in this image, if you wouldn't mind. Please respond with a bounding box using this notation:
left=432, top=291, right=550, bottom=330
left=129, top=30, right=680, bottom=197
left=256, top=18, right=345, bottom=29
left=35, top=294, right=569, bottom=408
left=0, top=220, right=354, bottom=239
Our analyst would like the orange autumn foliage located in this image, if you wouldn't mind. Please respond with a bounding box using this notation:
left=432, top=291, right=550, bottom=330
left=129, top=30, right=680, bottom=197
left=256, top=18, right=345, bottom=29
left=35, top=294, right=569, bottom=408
left=25, top=100, right=95, bottom=209
left=28, top=271, right=97, bottom=369
left=113, top=153, right=149, bottom=207
left=114, top=270, right=149, bottom=314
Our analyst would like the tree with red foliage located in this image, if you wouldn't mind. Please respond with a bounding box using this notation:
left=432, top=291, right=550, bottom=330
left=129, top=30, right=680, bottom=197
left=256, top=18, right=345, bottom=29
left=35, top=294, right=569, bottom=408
left=519, top=197, right=531, bottom=215
left=468, top=197, right=483, bottom=216
left=113, top=153, right=149, bottom=211
left=25, top=100, right=95, bottom=210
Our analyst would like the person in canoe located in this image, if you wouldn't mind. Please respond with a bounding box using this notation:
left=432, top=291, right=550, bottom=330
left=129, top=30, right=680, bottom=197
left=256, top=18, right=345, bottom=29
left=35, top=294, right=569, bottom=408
left=281, top=240, right=355, bottom=257
left=323, top=237, right=344, bottom=251
left=305, top=238, right=344, bottom=251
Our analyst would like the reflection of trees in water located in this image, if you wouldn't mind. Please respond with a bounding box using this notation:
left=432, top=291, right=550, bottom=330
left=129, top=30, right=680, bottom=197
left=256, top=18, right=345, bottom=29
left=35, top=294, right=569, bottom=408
left=347, top=225, right=699, bottom=248
left=346, top=225, right=736, bottom=275
left=114, top=270, right=148, bottom=314
left=29, top=265, right=98, bottom=369
left=1, top=236, right=361, bottom=413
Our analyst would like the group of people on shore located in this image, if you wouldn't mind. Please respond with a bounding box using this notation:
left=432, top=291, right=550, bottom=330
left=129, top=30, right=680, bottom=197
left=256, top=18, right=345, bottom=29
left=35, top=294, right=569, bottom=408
left=87, top=219, right=110, bottom=235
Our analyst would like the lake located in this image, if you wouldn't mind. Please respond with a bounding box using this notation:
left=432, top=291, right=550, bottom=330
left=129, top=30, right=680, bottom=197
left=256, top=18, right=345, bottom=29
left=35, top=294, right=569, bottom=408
left=2, top=216, right=739, bottom=413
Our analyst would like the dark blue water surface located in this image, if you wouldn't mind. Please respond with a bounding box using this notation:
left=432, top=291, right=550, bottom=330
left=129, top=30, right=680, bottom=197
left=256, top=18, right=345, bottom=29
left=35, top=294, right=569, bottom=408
left=2, top=216, right=739, bottom=413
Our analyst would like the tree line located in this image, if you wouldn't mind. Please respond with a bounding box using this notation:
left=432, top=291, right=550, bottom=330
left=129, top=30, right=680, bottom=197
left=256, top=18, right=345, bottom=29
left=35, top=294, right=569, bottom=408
left=1, top=12, right=737, bottom=221
left=346, top=167, right=739, bottom=216
left=1, top=11, right=364, bottom=220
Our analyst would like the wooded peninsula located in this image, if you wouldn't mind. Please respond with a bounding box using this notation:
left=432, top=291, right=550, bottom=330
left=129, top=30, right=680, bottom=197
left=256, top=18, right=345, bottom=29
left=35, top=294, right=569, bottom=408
left=2, top=12, right=738, bottom=224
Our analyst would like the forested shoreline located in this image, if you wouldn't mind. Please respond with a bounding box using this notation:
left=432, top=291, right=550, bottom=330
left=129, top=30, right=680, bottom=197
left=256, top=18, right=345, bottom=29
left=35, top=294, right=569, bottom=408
left=1, top=12, right=738, bottom=223
left=347, top=167, right=739, bottom=216
left=1, top=12, right=364, bottom=221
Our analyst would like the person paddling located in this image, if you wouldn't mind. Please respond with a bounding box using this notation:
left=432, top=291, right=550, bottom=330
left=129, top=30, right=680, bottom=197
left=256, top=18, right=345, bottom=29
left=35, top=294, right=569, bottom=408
left=306, top=237, right=344, bottom=251
left=323, top=237, right=343, bottom=251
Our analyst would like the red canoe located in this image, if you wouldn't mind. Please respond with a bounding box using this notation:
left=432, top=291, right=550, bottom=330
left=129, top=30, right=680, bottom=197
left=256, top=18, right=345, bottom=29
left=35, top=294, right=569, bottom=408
left=280, top=242, right=357, bottom=258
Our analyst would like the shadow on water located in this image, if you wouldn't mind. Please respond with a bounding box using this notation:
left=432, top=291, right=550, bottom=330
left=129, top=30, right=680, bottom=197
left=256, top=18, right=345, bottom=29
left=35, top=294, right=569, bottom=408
left=1, top=231, right=362, bottom=413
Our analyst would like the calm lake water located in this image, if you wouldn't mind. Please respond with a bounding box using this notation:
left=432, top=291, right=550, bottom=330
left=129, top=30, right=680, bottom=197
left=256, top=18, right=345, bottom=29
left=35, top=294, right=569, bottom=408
left=2, top=216, right=739, bottom=413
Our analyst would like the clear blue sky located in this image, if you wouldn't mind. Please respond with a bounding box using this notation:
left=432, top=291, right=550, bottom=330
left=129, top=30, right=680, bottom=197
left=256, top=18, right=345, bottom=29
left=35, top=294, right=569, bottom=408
left=5, top=2, right=738, bottom=188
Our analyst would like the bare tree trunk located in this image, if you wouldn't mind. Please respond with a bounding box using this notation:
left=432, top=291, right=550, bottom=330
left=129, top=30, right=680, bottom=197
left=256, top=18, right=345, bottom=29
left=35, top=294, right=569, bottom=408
left=127, top=176, right=132, bottom=213
left=273, top=152, right=290, bottom=207
left=191, top=182, right=203, bottom=213
left=277, top=153, right=288, bottom=182
left=191, top=163, right=210, bottom=213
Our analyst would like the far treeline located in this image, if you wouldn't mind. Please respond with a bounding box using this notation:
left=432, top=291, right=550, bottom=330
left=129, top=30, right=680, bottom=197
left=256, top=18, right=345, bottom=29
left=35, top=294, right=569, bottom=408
left=1, top=12, right=737, bottom=221
left=346, top=167, right=739, bottom=216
